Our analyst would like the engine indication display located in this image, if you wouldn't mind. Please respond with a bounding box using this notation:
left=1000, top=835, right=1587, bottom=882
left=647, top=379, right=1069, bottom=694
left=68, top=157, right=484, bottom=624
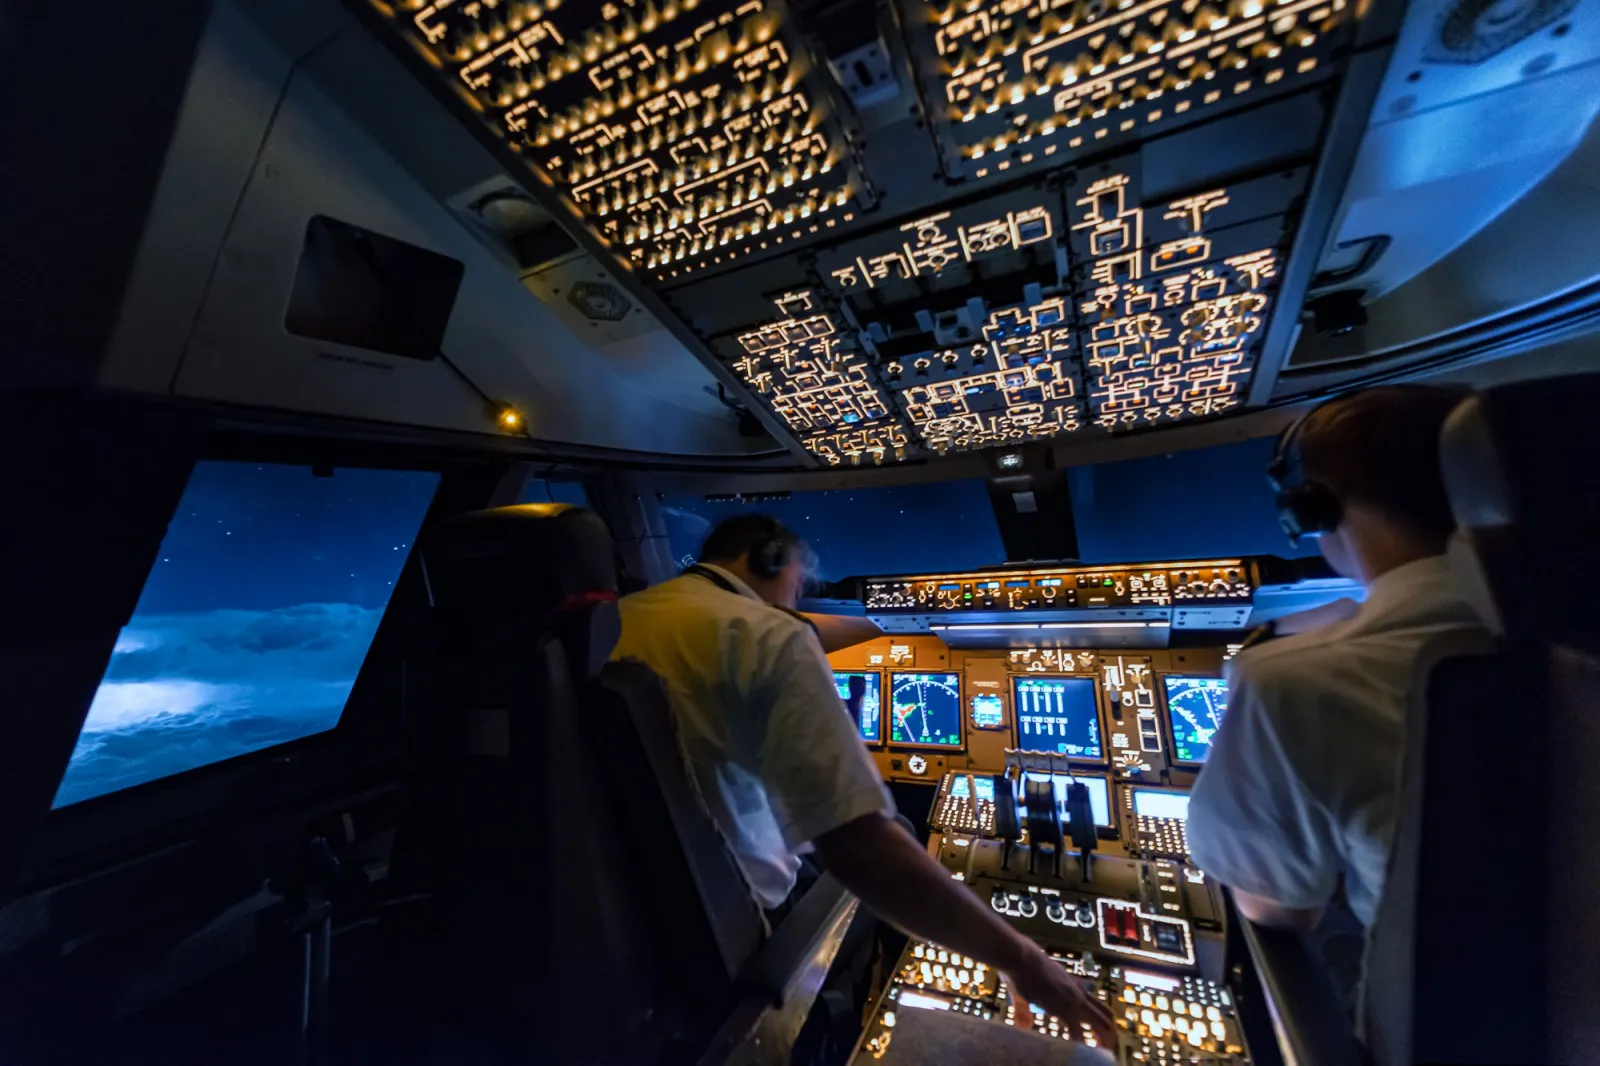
left=890, top=672, right=965, bottom=748
left=1014, top=676, right=1102, bottom=759
left=1162, top=675, right=1229, bottom=764
left=835, top=670, right=882, bottom=744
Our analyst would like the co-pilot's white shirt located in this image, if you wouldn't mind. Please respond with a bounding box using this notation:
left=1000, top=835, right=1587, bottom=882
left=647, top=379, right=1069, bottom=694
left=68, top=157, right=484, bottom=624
left=1187, top=555, right=1485, bottom=926
left=611, top=564, right=892, bottom=909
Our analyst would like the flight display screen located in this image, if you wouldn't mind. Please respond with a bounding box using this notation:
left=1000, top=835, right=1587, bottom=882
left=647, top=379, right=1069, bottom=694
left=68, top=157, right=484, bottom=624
left=889, top=672, right=964, bottom=748
left=1163, top=675, right=1229, bottom=764
left=970, top=693, right=1004, bottom=729
left=1133, top=790, right=1192, bottom=821
left=834, top=671, right=882, bottom=744
left=1013, top=676, right=1102, bottom=759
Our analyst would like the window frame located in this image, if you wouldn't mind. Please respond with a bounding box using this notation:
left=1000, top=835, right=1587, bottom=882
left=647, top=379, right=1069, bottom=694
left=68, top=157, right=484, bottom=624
left=29, top=432, right=536, bottom=883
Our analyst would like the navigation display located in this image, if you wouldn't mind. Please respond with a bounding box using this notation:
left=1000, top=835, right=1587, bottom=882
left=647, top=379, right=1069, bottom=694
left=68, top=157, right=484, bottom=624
left=834, top=671, right=882, bottom=745
left=1163, top=675, right=1229, bottom=764
left=889, top=672, right=964, bottom=748
left=1013, top=676, right=1102, bottom=759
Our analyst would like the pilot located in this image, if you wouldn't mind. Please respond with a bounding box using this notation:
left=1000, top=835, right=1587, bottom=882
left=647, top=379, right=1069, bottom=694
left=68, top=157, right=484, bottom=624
left=1187, top=386, right=1483, bottom=941
left=613, top=514, right=1114, bottom=1049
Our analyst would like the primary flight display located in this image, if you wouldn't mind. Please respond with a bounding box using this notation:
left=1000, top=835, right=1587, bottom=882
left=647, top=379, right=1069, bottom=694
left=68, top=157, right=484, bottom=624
left=889, top=672, right=963, bottom=748
left=834, top=671, right=882, bottom=744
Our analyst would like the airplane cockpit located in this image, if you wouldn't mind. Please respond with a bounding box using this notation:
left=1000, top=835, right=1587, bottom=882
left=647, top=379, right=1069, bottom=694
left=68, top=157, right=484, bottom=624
left=2, top=0, right=1597, bottom=1062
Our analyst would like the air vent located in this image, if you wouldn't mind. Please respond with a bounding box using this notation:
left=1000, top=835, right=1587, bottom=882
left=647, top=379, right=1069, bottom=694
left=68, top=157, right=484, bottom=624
left=1427, top=0, right=1577, bottom=64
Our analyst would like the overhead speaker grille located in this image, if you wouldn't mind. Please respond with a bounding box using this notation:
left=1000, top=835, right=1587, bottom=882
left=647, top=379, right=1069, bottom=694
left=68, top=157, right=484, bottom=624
left=1429, top=0, right=1577, bottom=64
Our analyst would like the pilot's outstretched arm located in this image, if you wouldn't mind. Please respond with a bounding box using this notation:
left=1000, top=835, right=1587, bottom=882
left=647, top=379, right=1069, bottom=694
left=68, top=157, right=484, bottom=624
left=799, top=612, right=884, bottom=654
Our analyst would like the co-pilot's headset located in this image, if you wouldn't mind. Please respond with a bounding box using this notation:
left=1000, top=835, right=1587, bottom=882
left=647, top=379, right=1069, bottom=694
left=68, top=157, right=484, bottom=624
left=1266, top=404, right=1344, bottom=546
left=742, top=516, right=801, bottom=580
left=1267, top=386, right=1469, bottom=545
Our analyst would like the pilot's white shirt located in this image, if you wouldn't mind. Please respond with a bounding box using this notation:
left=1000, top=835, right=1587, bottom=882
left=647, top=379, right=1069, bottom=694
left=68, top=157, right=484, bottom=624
left=612, top=563, right=893, bottom=909
left=1187, top=554, right=1484, bottom=926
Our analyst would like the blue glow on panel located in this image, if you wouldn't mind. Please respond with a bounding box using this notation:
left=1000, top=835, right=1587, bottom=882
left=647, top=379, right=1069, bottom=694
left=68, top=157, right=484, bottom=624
left=52, top=462, right=440, bottom=808
left=659, top=479, right=1005, bottom=579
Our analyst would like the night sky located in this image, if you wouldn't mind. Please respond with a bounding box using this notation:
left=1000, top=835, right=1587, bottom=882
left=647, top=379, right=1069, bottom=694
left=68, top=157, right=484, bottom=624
left=661, top=478, right=1004, bottom=580
left=57, top=437, right=1308, bottom=807
left=54, top=463, right=438, bottom=807
left=662, top=437, right=1313, bottom=581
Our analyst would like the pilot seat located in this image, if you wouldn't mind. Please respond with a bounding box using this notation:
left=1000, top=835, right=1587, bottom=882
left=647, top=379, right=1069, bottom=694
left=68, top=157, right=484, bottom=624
left=372, top=503, right=858, bottom=1065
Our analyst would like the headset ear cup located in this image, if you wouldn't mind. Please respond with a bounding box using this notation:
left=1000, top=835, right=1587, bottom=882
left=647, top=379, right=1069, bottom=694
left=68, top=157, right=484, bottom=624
left=1278, top=483, right=1343, bottom=542
left=751, top=535, right=788, bottom=580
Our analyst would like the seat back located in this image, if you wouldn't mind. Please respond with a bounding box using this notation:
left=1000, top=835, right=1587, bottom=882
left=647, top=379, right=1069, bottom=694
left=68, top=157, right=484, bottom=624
left=1365, top=373, right=1600, bottom=1066
left=387, top=504, right=671, bottom=1062
left=386, top=504, right=785, bottom=1063
left=596, top=660, right=767, bottom=990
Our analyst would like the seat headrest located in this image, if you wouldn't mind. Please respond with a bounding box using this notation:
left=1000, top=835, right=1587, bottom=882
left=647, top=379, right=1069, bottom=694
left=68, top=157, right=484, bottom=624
left=423, top=504, right=617, bottom=630
left=1441, top=373, right=1600, bottom=647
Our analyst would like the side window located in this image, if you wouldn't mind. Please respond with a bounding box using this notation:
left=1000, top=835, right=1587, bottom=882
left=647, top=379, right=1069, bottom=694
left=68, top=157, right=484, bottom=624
left=518, top=477, right=590, bottom=507
left=52, top=462, right=441, bottom=808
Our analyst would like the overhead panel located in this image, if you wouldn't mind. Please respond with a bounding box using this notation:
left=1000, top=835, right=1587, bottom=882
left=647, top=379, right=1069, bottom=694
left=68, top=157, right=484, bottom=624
left=400, top=0, right=874, bottom=281
left=904, top=0, right=1346, bottom=184
left=360, top=0, right=1365, bottom=465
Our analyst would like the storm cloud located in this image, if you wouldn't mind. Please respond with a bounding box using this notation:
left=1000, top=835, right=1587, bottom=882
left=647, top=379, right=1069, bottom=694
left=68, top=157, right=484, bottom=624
left=54, top=603, right=383, bottom=807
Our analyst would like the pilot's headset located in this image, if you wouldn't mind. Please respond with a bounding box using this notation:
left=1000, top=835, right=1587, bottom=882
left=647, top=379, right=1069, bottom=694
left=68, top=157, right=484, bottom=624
left=1266, top=402, right=1344, bottom=546
left=745, top=516, right=803, bottom=580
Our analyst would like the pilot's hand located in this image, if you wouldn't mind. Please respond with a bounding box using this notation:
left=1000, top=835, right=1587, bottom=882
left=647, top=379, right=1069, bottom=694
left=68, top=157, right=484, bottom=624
left=1004, top=949, right=1116, bottom=1052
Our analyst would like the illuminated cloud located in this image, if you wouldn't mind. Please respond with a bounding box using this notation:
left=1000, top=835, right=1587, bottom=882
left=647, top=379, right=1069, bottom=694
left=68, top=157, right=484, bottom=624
left=54, top=603, right=383, bottom=808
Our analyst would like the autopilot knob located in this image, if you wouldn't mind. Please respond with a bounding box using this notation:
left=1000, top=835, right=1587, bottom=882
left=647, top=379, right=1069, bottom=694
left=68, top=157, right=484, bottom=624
left=1045, top=900, right=1066, bottom=924
left=991, top=889, right=1010, bottom=914
left=1018, top=896, right=1039, bottom=918
left=1075, top=900, right=1095, bottom=927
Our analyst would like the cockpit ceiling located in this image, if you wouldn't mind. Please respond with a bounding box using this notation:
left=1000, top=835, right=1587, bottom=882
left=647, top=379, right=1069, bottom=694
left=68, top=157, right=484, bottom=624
left=363, top=0, right=1364, bottom=465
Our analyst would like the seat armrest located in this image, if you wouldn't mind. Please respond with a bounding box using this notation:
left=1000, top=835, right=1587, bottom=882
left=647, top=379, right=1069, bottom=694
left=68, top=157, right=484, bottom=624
left=1241, top=919, right=1368, bottom=1066
left=738, top=873, right=857, bottom=1005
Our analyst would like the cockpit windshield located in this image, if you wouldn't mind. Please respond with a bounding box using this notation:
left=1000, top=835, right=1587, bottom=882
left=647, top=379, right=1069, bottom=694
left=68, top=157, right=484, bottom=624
left=661, top=478, right=1005, bottom=580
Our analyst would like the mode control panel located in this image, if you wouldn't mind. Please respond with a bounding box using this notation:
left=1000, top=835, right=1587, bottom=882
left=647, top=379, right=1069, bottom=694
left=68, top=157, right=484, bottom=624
left=864, top=561, right=1253, bottom=613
